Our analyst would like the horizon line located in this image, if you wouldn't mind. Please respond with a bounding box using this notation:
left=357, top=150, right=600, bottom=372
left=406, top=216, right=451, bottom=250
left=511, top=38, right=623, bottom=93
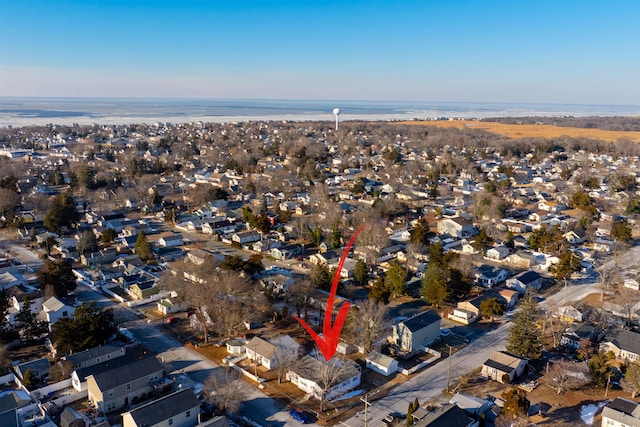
left=1, top=96, right=639, bottom=108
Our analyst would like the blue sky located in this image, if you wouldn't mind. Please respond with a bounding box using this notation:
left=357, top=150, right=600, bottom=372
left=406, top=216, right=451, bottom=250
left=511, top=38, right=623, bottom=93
left=0, top=0, right=638, bottom=104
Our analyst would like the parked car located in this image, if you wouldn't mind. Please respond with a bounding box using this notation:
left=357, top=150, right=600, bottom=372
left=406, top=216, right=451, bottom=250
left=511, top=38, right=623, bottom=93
left=440, top=328, right=452, bottom=337
left=290, top=410, right=311, bottom=424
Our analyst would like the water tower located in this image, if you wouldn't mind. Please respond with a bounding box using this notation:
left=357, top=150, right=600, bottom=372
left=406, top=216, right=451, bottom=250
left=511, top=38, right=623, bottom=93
left=333, top=108, right=341, bottom=130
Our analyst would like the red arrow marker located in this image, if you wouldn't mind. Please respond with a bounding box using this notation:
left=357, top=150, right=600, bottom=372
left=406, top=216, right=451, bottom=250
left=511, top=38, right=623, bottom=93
left=294, top=226, right=363, bottom=362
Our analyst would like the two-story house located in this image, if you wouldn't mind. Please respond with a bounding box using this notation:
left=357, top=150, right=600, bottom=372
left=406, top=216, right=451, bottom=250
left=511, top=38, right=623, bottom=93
left=121, top=389, right=200, bottom=427
left=87, top=355, right=164, bottom=413
left=601, top=398, right=640, bottom=427
left=392, top=310, right=441, bottom=352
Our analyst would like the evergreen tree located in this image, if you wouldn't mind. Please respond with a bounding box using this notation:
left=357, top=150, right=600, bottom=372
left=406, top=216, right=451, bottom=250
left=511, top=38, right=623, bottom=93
left=506, top=291, right=542, bottom=360
left=410, top=218, right=430, bottom=246
left=479, top=297, right=507, bottom=322
left=611, top=220, right=632, bottom=242
left=44, top=191, right=79, bottom=233
left=354, top=260, right=368, bottom=285
left=369, top=276, right=390, bottom=305
left=385, top=261, right=408, bottom=297
left=420, top=265, right=448, bottom=308
left=51, top=303, right=117, bottom=356
left=135, top=231, right=153, bottom=261
left=552, top=251, right=581, bottom=281
left=501, top=388, right=530, bottom=419
left=309, top=264, right=332, bottom=291
left=21, top=368, right=39, bottom=390
left=16, top=297, right=49, bottom=341
left=588, top=351, right=614, bottom=387
left=37, top=259, right=76, bottom=298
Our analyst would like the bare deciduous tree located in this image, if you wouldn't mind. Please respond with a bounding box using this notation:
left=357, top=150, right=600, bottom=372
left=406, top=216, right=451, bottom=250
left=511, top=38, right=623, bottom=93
left=543, top=360, right=590, bottom=394
left=344, top=299, right=388, bottom=354
left=597, top=258, right=619, bottom=301
left=204, top=367, right=248, bottom=415
left=617, top=285, right=640, bottom=327
left=270, top=334, right=300, bottom=384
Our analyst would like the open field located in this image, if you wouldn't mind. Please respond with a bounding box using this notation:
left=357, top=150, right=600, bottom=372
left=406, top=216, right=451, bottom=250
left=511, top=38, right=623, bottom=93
left=396, top=120, right=640, bottom=142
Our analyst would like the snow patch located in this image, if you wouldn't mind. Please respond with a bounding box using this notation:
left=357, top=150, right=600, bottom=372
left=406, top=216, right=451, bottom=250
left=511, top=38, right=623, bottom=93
left=332, top=389, right=363, bottom=402
left=580, top=400, right=609, bottom=426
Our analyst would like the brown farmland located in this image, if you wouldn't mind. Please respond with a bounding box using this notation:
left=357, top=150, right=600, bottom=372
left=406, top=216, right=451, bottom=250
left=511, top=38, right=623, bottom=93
left=396, top=119, right=640, bottom=142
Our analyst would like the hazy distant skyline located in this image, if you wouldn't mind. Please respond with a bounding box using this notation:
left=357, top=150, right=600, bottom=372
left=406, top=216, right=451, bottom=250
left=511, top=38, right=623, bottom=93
left=1, top=0, right=639, bottom=105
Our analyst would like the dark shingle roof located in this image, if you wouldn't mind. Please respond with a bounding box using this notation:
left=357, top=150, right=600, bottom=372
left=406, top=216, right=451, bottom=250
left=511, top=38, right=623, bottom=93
left=65, top=344, right=124, bottom=365
left=515, top=270, right=541, bottom=284
left=605, top=328, right=640, bottom=356
left=74, top=353, right=141, bottom=383
left=414, top=404, right=472, bottom=427
left=402, top=310, right=441, bottom=332
left=127, top=389, right=199, bottom=425
left=89, top=355, right=162, bottom=391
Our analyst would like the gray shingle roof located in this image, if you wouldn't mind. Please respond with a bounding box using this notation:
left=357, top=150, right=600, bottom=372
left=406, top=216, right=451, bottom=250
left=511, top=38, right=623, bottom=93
left=402, top=310, right=441, bottom=332
left=89, top=355, right=163, bottom=391
left=64, top=344, right=125, bottom=365
left=604, top=328, right=640, bottom=356
left=126, top=389, right=199, bottom=426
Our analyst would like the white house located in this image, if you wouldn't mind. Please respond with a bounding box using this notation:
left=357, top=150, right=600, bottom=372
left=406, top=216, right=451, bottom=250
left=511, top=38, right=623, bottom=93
left=231, top=231, right=261, bottom=244
left=366, top=351, right=398, bottom=376
left=245, top=335, right=299, bottom=371
left=481, top=351, right=527, bottom=384
left=158, top=234, right=184, bottom=248
left=286, top=355, right=361, bottom=401
left=601, top=398, right=640, bottom=427
left=485, top=246, right=510, bottom=260
left=40, top=296, right=75, bottom=325
left=505, top=270, right=543, bottom=293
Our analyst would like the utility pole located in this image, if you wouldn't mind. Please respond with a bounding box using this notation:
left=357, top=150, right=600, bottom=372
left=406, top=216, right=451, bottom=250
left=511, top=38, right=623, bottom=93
left=360, top=390, right=378, bottom=427
left=446, top=345, right=453, bottom=393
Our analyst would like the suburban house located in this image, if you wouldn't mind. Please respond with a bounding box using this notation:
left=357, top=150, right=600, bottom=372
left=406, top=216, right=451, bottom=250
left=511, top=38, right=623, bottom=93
left=60, top=407, right=85, bottom=427
left=157, top=234, right=184, bottom=248
left=449, top=392, right=493, bottom=417
left=600, top=328, right=640, bottom=362
left=129, top=281, right=160, bottom=299
left=87, top=355, right=164, bottom=413
left=121, top=389, right=200, bottom=427
left=485, top=246, right=510, bottom=260
left=602, top=398, right=640, bottom=427
left=496, top=288, right=519, bottom=309
left=366, top=351, right=399, bottom=376
left=231, top=231, right=261, bottom=245
left=560, top=323, right=604, bottom=350
left=73, top=354, right=145, bottom=393
left=0, top=393, right=19, bottom=427
left=245, top=335, right=300, bottom=371
left=505, top=270, right=543, bottom=293
left=64, top=344, right=127, bottom=370
left=411, top=404, right=478, bottom=427
left=474, top=265, right=508, bottom=288
left=481, top=351, right=528, bottom=384
left=437, top=217, right=476, bottom=239
left=451, top=292, right=508, bottom=324
left=563, top=229, right=586, bottom=245
left=14, top=357, right=51, bottom=385
left=40, top=296, right=75, bottom=326
left=286, top=355, right=361, bottom=401
left=392, top=310, right=441, bottom=352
